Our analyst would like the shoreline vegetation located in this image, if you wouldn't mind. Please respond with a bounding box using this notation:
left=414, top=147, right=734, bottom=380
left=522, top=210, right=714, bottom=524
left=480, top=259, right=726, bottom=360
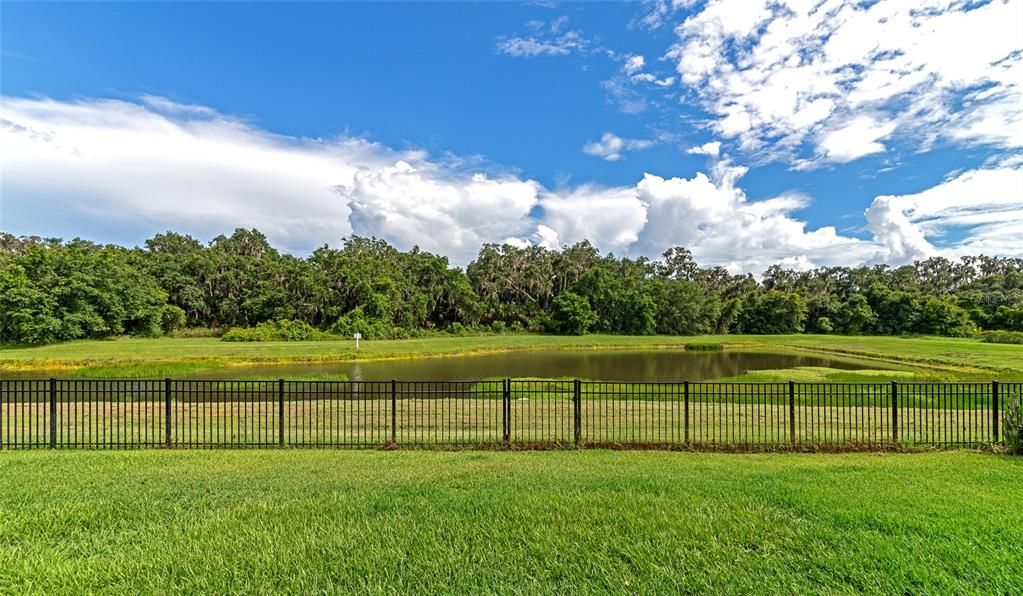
left=3, top=334, right=1023, bottom=381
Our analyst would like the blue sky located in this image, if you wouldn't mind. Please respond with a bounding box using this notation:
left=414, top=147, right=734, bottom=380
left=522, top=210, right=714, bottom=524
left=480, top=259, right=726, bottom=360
left=2, top=1, right=1022, bottom=272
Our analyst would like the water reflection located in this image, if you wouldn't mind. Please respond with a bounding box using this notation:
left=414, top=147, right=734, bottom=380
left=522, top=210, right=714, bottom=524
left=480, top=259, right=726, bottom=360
left=203, top=350, right=890, bottom=382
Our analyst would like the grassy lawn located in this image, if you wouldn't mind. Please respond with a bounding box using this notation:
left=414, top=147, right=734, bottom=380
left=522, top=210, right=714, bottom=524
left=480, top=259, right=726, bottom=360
left=2, top=334, right=1023, bottom=379
left=0, top=450, right=1019, bottom=593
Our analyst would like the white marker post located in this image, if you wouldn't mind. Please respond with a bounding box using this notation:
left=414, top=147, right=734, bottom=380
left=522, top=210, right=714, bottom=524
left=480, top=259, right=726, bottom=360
left=353, top=332, right=361, bottom=349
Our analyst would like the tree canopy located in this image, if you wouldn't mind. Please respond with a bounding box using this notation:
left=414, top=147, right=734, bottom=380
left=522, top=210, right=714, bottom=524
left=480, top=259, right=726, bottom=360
left=2, top=229, right=1021, bottom=345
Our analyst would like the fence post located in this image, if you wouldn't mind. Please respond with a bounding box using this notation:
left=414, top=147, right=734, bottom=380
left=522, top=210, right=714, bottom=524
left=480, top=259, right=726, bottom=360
left=278, top=379, right=285, bottom=447
left=891, top=381, right=899, bottom=445
left=789, top=380, right=796, bottom=448
left=164, top=378, right=172, bottom=448
left=391, top=379, right=397, bottom=445
left=992, top=380, right=999, bottom=444
left=503, top=378, right=511, bottom=443
left=684, top=380, right=690, bottom=445
left=573, top=379, right=582, bottom=447
left=49, top=378, right=57, bottom=449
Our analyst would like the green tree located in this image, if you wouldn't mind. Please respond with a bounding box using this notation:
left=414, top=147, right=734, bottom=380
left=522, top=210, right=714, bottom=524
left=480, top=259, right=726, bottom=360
left=739, top=291, right=807, bottom=334
left=572, top=259, right=655, bottom=334
left=648, top=278, right=720, bottom=335
left=467, top=243, right=555, bottom=328
left=5, top=227, right=1021, bottom=345
left=866, top=285, right=920, bottom=335
left=549, top=291, right=597, bottom=335
left=834, top=294, right=874, bottom=334
left=0, top=238, right=166, bottom=343
left=914, top=296, right=976, bottom=337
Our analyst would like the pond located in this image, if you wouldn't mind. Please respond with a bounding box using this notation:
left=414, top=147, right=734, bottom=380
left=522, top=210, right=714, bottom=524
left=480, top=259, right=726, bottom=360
left=189, top=349, right=893, bottom=382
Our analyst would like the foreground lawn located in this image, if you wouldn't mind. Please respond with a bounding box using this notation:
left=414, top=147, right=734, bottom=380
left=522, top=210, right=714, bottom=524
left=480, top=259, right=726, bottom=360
left=2, top=334, right=1022, bottom=379
left=1, top=451, right=1020, bottom=593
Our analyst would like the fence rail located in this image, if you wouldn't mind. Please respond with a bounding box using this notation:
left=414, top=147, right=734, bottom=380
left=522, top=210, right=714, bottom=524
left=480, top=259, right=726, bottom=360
left=1, top=379, right=1016, bottom=450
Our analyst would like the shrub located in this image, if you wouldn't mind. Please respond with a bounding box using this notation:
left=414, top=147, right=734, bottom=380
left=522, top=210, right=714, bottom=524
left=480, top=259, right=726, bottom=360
left=989, top=304, right=1023, bottom=331
left=220, top=327, right=255, bottom=342
left=490, top=320, right=507, bottom=333
left=329, top=307, right=393, bottom=340
left=979, top=330, right=1023, bottom=345
left=222, top=320, right=334, bottom=342
left=685, top=342, right=723, bottom=352
left=160, top=304, right=187, bottom=334
left=1004, top=394, right=1023, bottom=455
left=169, top=327, right=225, bottom=338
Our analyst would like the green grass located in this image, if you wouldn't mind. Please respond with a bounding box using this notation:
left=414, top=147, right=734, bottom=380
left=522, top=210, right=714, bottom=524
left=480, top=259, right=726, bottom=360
left=0, top=450, right=1019, bottom=593
left=49, top=362, right=353, bottom=381
left=683, top=341, right=724, bottom=351
left=72, top=361, right=218, bottom=379
left=718, top=366, right=940, bottom=383
left=0, top=335, right=703, bottom=369
left=3, top=334, right=1023, bottom=379
left=746, top=334, right=1023, bottom=376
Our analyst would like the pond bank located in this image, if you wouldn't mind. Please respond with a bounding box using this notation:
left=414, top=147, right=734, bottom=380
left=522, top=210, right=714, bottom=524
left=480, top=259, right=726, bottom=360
left=3, top=334, right=1021, bottom=380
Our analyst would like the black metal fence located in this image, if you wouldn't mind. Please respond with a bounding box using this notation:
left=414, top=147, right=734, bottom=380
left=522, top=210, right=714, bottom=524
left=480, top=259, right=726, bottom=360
left=1, top=379, right=1017, bottom=450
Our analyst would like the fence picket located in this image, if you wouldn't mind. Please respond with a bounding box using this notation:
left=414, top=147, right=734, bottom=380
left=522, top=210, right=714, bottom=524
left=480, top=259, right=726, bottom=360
left=0, top=378, right=1008, bottom=451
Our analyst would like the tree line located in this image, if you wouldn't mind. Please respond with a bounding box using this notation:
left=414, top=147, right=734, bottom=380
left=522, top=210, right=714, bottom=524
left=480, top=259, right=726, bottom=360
left=2, top=229, right=1022, bottom=345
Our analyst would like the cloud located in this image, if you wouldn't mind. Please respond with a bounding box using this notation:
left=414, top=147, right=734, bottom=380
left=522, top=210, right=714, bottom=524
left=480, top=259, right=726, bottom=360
left=603, top=51, right=677, bottom=113
left=0, top=96, right=375, bottom=253
left=336, top=161, right=541, bottom=261
left=667, top=0, right=1023, bottom=163
left=817, top=116, right=898, bottom=163
left=582, top=132, right=655, bottom=161
left=524, top=161, right=888, bottom=273
left=638, top=0, right=674, bottom=29
left=637, top=0, right=697, bottom=29
left=629, top=72, right=676, bottom=87
left=495, top=34, right=584, bottom=58
left=495, top=17, right=589, bottom=58
left=686, top=141, right=722, bottom=157
left=536, top=185, right=649, bottom=251
left=864, top=164, right=1023, bottom=262
left=602, top=76, right=649, bottom=114
left=0, top=96, right=538, bottom=261
left=623, top=55, right=646, bottom=75
left=538, top=159, right=1023, bottom=272
left=2, top=95, right=1020, bottom=273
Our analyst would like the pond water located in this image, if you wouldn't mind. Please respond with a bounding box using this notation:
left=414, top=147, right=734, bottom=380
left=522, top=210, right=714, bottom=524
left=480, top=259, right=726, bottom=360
left=192, top=349, right=892, bottom=382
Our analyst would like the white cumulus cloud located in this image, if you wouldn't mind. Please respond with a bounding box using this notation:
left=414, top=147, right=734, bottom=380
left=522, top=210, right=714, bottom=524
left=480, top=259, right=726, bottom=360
left=2, top=95, right=1021, bottom=272
left=0, top=96, right=374, bottom=253
left=624, top=54, right=646, bottom=75
left=817, top=116, right=898, bottom=163
left=582, top=132, right=655, bottom=161
left=686, top=141, right=722, bottom=157
left=336, top=161, right=541, bottom=262
left=864, top=164, right=1023, bottom=263
left=667, top=0, right=1023, bottom=163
